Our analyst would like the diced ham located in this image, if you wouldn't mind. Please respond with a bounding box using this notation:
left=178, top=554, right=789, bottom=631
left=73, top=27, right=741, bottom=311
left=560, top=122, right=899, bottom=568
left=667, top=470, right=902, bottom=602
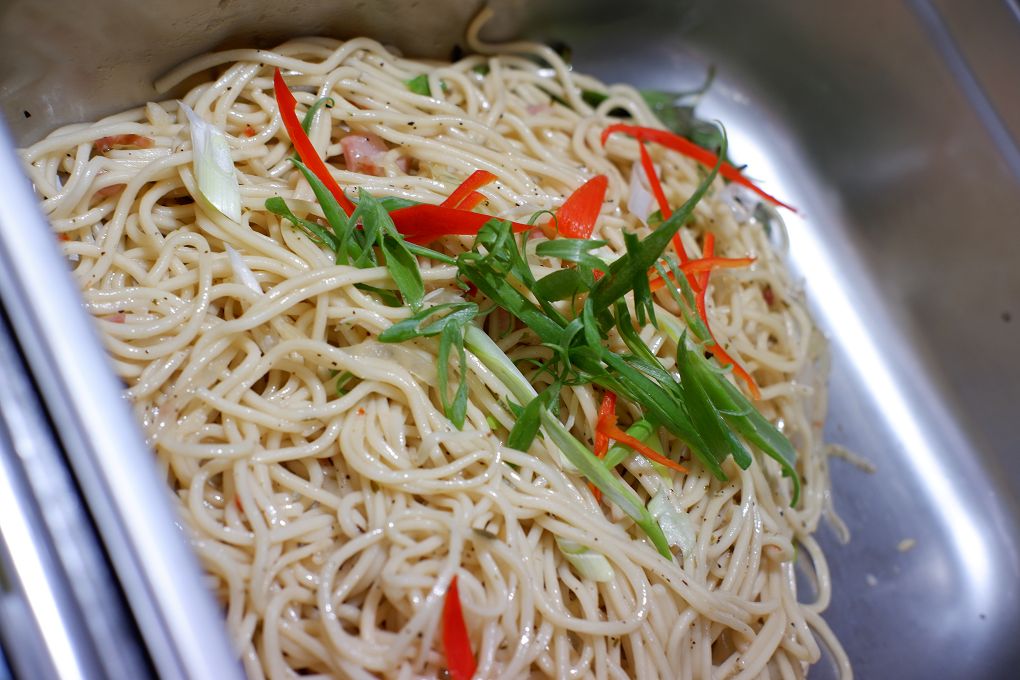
left=102, top=312, right=126, bottom=323
left=94, top=134, right=154, bottom=153
left=340, top=133, right=389, bottom=175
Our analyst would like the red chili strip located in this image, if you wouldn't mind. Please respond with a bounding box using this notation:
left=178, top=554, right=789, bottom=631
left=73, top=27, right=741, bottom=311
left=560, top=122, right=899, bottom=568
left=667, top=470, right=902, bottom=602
left=637, top=142, right=696, bottom=296
left=589, top=390, right=618, bottom=503
left=389, top=204, right=532, bottom=242
left=647, top=255, right=756, bottom=292
left=455, top=191, right=487, bottom=211
left=551, top=174, right=608, bottom=239
left=273, top=68, right=357, bottom=216
left=695, top=233, right=716, bottom=321
left=442, top=170, right=497, bottom=209
left=442, top=575, right=476, bottom=680
left=602, top=123, right=796, bottom=212
left=596, top=411, right=688, bottom=475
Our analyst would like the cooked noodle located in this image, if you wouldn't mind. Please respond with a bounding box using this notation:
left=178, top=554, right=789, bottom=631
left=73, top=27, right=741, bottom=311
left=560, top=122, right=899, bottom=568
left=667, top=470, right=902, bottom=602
left=22, top=11, right=849, bottom=679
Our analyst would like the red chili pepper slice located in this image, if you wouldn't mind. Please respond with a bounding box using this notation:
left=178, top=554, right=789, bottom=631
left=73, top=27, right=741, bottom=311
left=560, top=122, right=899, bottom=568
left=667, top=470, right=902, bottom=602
left=637, top=141, right=696, bottom=294
left=602, top=123, right=796, bottom=212
left=273, top=68, right=357, bottom=216
left=442, top=575, right=476, bottom=680
left=552, top=174, right=608, bottom=239
left=593, top=390, right=617, bottom=460
left=442, top=170, right=497, bottom=209
left=647, top=255, right=755, bottom=292
left=589, top=390, right=618, bottom=503
left=455, top=191, right=487, bottom=211
left=596, top=410, right=688, bottom=475
left=389, top=204, right=532, bottom=242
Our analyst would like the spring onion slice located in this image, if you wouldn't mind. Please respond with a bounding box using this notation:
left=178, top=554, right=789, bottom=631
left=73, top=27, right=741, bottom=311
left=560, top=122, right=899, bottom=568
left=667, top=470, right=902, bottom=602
left=463, top=326, right=672, bottom=558
left=556, top=538, right=614, bottom=582
left=180, top=101, right=241, bottom=222
left=648, top=489, right=696, bottom=558
left=224, top=244, right=262, bottom=294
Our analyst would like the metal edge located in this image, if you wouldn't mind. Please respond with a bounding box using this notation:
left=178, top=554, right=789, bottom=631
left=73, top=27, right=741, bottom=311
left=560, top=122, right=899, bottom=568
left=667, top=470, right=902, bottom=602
left=0, top=302, right=151, bottom=678
left=0, top=121, right=242, bottom=679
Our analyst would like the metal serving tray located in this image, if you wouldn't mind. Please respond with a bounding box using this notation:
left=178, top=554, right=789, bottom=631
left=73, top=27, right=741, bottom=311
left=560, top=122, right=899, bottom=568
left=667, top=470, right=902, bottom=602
left=1, top=0, right=1017, bottom=677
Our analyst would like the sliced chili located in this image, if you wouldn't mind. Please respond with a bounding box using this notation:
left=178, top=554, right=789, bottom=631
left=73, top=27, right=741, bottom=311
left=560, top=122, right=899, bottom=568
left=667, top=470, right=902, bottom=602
left=389, top=204, right=532, bottom=242
left=552, top=174, right=608, bottom=239
left=455, top=191, right=487, bottom=211
left=647, top=255, right=756, bottom=292
left=273, top=68, right=357, bottom=216
left=596, top=411, right=688, bottom=475
left=589, top=390, right=618, bottom=503
left=602, top=123, right=796, bottom=212
left=442, top=170, right=497, bottom=209
left=442, top=575, right=476, bottom=680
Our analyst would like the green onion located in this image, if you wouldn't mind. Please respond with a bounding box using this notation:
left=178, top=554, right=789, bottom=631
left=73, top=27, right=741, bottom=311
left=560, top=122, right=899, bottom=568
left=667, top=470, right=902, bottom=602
left=506, top=394, right=544, bottom=451
left=405, top=74, right=432, bottom=96
left=379, top=303, right=478, bottom=428
left=556, top=537, right=614, bottom=582
left=648, top=489, right=696, bottom=558
left=300, top=97, right=334, bottom=134
left=353, top=283, right=403, bottom=307
left=333, top=370, right=355, bottom=396
left=265, top=196, right=338, bottom=251
left=180, top=102, right=241, bottom=222
left=463, top=326, right=672, bottom=558
left=656, top=310, right=801, bottom=505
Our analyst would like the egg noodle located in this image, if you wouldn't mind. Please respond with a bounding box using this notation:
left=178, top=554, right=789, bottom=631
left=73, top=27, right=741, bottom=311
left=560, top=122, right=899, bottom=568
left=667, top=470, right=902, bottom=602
left=21, top=10, right=849, bottom=679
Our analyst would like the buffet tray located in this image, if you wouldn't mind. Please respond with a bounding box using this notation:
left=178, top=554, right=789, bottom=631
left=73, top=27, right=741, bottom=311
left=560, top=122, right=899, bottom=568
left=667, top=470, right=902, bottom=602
left=0, top=0, right=1017, bottom=677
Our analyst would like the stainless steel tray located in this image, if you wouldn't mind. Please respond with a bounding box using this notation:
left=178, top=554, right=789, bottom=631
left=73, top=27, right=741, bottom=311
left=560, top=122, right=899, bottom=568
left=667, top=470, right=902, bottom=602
left=1, top=0, right=1017, bottom=678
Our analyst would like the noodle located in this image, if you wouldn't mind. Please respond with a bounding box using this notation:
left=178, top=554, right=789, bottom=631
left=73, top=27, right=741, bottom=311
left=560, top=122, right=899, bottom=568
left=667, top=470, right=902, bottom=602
left=22, top=13, right=849, bottom=680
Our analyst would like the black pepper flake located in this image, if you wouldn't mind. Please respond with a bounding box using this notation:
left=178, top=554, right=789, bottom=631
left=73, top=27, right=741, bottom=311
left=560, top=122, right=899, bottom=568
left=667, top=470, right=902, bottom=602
left=1002, top=311, right=1012, bottom=323
left=23, top=110, right=31, bottom=118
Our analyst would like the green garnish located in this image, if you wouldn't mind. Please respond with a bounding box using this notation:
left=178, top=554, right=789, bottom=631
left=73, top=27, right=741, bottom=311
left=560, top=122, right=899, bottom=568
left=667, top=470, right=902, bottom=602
left=266, top=169, right=426, bottom=310
left=332, top=370, right=355, bottom=396
left=300, top=97, right=335, bottom=134
left=405, top=74, right=432, bottom=96
left=405, top=74, right=449, bottom=97
left=379, top=303, right=478, bottom=428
